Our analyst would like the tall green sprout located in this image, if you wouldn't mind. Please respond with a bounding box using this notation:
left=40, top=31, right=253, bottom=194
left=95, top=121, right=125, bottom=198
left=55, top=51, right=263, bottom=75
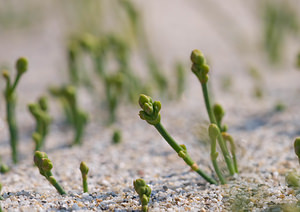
left=191, top=49, right=237, bottom=176
left=2, top=57, right=28, bottom=164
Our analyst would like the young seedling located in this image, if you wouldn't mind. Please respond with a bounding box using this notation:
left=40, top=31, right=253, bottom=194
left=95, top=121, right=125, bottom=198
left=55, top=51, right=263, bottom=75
left=79, top=161, right=89, bottom=193
left=49, top=86, right=88, bottom=145
left=2, top=57, right=28, bottom=164
left=208, top=124, right=226, bottom=184
left=138, top=94, right=217, bottom=184
left=34, top=151, right=66, bottom=195
left=133, top=179, right=151, bottom=212
left=191, top=50, right=236, bottom=175
left=112, top=129, right=122, bottom=144
left=28, top=96, right=51, bottom=151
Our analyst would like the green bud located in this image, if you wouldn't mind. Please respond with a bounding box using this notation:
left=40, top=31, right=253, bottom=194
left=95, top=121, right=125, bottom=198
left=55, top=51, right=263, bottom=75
left=2, top=70, right=10, bottom=80
left=138, top=94, right=161, bottom=125
left=80, top=161, right=89, bottom=175
left=190, top=49, right=205, bottom=65
left=41, top=158, right=53, bottom=172
left=213, top=104, right=225, bottom=124
left=16, top=57, right=28, bottom=75
left=139, top=94, right=152, bottom=109
left=34, top=151, right=48, bottom=166
left=134, top=179, right=146, bottom=188
left=208, top=124, right=220, bottom=141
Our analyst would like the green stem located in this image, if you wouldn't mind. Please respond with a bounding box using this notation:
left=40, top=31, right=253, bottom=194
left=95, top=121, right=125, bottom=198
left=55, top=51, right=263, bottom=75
left=210, top=130, right=226, bottom=184
left=82, top=175, right=88, bottom=193
left=10, top=74, right=21, bottom=93
left=201, top=83, right=235, bottom=175
left=201, top=83, right=216, bottom=124
left=212, top=159, right=226, bottom=184
left=49, top=180, right=66, bottom=195
left=223, top=133, right=238, bottom=173
left=6, top=98, right=18, bottom=164
left=216, top=135, right=235, bottom=175
left=154, top=123, right=217, bottom=184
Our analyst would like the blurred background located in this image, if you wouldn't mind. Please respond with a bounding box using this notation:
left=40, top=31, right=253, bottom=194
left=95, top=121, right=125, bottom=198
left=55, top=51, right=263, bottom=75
left=0, top=0, right=300, bottom=125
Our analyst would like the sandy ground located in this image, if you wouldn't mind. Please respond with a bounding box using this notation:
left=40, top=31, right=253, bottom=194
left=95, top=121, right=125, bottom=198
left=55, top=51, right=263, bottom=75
left=1, top=1, right=300, bottom=211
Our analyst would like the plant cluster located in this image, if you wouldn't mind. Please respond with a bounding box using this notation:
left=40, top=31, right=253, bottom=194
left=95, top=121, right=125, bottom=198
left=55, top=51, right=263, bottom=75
left=138, top=49, right=238, bottom=185
left=63, top=1, right=186, bottom=123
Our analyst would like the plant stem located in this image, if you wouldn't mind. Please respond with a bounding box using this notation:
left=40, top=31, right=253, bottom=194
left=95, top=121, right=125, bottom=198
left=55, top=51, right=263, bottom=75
left=201, top=83, right=235, bottom=175
left=209, top=126, right=226, bottom=184
left=49, top=179, right=66, bottom=195
left=154, top=123, right=217, bottom=184
left=6, top=98, right=18, bottom=164
left=82, top=175, right=88, bottom=193
left=201, top=83, right=216, bottom=124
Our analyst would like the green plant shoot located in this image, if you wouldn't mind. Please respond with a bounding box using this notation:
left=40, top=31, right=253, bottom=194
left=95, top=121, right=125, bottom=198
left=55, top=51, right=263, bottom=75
left=191, top=49, right=236, bottom=176
left=2, top=57, right=28, bottom=164
left=34, top=151, right=66, bottom=195
left=80, top=161, right=89, bottom=193
left=138, top=94, right=217, bottom=184
left=133, top=179, right=151, bottom=212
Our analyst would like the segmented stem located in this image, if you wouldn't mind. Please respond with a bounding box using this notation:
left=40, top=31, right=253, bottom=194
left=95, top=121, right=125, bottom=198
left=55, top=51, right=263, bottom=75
left=154, top=123, right=217, bottom=184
